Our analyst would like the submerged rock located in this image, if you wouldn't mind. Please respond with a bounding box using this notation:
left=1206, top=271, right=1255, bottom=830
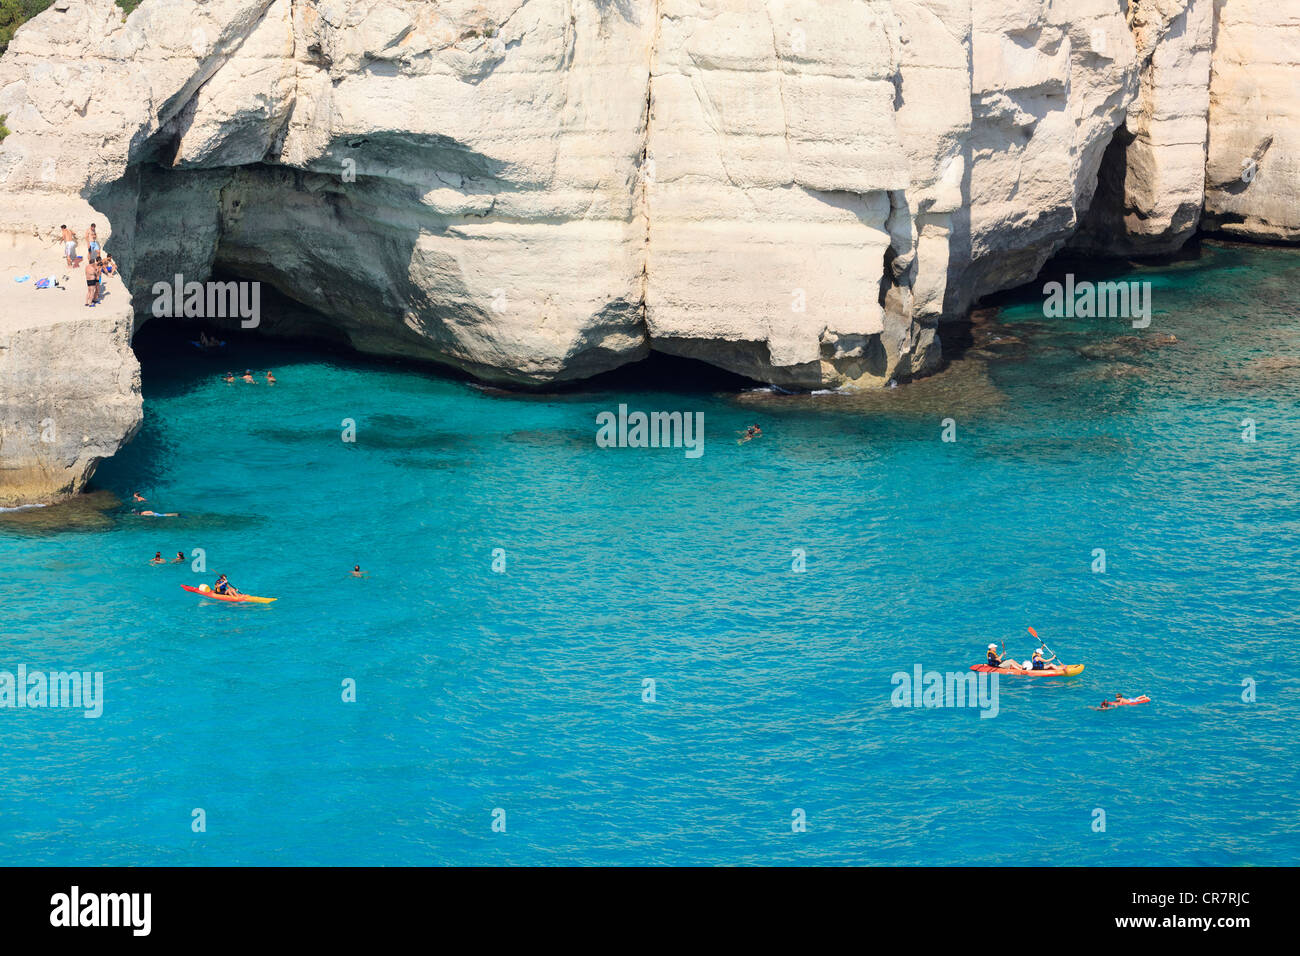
left=1077, top=333, right=1179, bottom=361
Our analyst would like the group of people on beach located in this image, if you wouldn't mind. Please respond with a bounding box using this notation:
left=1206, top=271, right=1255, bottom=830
left=60, top=223, right=118, bottom=307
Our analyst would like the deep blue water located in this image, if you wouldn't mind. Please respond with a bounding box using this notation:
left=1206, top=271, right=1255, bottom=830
left=1, top=241, right=1298, bottom=865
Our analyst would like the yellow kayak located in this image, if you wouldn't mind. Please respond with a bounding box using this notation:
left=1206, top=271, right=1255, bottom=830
left=971, top=663, right=1084, bottom=677
left=182, top=585, right=277, bottom=604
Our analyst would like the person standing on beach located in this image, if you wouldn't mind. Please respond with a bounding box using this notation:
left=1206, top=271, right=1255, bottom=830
left=85, top=224, right=100, bottom=262
left=60, top=225, right=77, bottom=266
left=84, top=256, right=101, bottom=306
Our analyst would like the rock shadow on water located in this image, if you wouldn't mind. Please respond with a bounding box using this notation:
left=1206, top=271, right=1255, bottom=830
left=502, top=429, right=595, bottom=452
left=0, top=489, right=261, bottom=536
left=389, top=455, right=481, bottom=471
left=253, top=416, right=476, bottom=454
left=728, top=341, right=1008, bottom=422
left=0, top=490, right=120, bottom=534
left=975, top=433, right=1134, bottom=466
left=112, top=506, right=269, bottom=533
left=1224, top=355, right=1300, bottom=390
left=1075, top=333, right=1179, bottom=362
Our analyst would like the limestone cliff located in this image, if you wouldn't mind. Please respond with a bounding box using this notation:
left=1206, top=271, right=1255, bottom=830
left=0, top=0, right=1297, bottom=503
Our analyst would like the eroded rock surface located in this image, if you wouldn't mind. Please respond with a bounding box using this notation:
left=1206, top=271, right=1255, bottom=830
left=0, top=0, right=1296, bottom=501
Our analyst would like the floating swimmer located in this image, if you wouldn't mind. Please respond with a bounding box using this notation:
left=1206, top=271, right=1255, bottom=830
left=350, top=565, right=367, bottom=578
left=135, top=510, right=180, bottom=517
left=173, top=551, right=186, bottom=563
left=132, top=492, right=147, bottom=502
left=150, top=551, right=165, bottom=565
left=1098, top=693, right=1151, bottom=709
left=737, top=424, right=763, bottom=444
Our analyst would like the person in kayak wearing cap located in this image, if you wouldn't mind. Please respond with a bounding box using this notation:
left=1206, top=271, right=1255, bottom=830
left=986, top=643, right=1019, bottom=668
left=213, top=574, right=241, bottom=596
left=1030, top=648, right=1060, bottom=670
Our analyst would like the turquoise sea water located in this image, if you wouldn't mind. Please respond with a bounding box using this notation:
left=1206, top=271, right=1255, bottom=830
left=1, top=241, right=1298, bottom=866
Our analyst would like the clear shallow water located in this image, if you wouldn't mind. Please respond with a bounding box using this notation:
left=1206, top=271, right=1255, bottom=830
left=1, top=241, right=1298, bottom=866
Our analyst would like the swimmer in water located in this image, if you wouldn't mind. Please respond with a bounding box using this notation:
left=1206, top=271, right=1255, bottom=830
left=265, top=371, right=276, bottom=385
left=150, top=551, right=165, bottom=565
left=1098, top=693, right=1149, bottom=709
left=350, top=565, right=367, bottom=578
left=135, top=510, right=180, bottom=517
left=242, top=369, right=257, bottom=383
left=132, top=492, right=147, bottom=502
left=223, top=372, right=235, bottom=384
left=737, top=424, right=763, bottom=444
left=173, top=551, right=186, bottom=563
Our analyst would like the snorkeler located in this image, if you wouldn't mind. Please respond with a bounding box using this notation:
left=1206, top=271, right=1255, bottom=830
left=1098, top=693, right=1151, bottom=709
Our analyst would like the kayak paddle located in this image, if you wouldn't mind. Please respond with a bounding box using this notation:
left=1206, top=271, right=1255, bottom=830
left=1027, top=626, right=1065, bottom=665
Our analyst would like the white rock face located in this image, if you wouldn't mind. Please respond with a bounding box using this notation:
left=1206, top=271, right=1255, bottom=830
left=1204, top=0, right=1300, bottom=241
left=0, top=226, right=140, bottom=507
left=1074, top=0, right=1214, bottom=255
left=645, top=0, right=926, bottom=385
left=0, top=0, right=1297, bottom=501
left=961, top=0, right=1139, bottom=294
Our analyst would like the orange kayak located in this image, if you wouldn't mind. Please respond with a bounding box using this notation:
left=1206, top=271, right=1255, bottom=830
left=970, top=664, right=1085, bottom=677
left=181, top=584, right=276, bottom=604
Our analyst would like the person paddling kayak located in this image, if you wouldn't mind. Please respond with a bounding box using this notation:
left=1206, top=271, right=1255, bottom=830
left=213, top=574, right=241, bottom=596
left=1030, top=647, right=1063, bottom=670
left=986, top=643, right=1019, bottom=668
